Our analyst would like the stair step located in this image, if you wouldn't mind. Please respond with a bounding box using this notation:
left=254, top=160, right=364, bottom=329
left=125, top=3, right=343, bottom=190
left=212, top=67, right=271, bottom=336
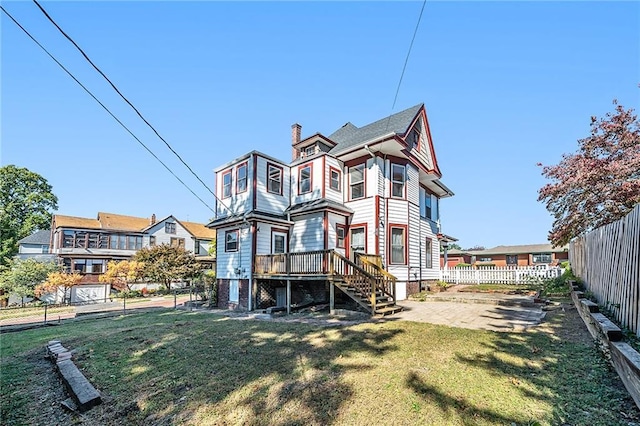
left=375, top=305, right=403, bottom=316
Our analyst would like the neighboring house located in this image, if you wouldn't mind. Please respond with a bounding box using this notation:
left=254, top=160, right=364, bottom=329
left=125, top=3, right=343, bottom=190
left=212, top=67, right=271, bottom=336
left=50, top=212, right=216, bottom=288
left=16, top=230, right=56, bottom=262
left=440, top=244, right=569, bottom=268
left=208, top=104, right=454, bottom=314
left=439, top=248, right=473, bottom=268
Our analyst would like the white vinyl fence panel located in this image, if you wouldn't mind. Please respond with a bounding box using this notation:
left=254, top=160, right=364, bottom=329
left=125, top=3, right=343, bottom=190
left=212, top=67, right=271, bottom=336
left=439, top=266, right=562, bottom=285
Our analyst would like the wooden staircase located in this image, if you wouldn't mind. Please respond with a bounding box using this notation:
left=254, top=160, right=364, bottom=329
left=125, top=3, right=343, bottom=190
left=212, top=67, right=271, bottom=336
left=331, top=252, right=403, bottom=316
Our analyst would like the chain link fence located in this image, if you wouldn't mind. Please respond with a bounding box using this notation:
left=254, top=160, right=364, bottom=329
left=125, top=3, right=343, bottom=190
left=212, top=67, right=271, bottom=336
left=0, top=283, right=217, bottom=329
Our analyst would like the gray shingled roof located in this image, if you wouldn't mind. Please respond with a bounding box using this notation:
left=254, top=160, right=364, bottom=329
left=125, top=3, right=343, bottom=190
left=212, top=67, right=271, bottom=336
left=285, top=199, right=354, bottom=216
left=328, top=104, right=423, bottom=155
left=18, top=230, right=51, bottom=245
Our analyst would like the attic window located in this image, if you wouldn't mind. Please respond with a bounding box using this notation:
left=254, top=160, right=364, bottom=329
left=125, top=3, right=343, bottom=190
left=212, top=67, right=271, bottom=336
left=165, top=222, right=176, bottom=234
left=305, top=145, right=316, bottom=156
left=407, top=119, right=422, bottom=150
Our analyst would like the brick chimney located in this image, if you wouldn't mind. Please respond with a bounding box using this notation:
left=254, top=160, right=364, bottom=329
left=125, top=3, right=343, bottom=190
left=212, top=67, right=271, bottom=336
left=150, top=214, right=156, bottom=225
left=291, top=123, right=301, bottom=160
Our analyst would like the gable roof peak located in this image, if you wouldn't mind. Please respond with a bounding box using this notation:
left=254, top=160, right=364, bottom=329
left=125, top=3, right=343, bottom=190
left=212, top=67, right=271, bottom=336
left=328, top=103, right=424, bottom=155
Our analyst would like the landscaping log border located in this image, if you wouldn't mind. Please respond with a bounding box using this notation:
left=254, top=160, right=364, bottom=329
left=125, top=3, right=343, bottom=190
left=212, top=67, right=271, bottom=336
left=570, top=282, right=640, bottom=409
left=45, top=340, right=102, bottom=412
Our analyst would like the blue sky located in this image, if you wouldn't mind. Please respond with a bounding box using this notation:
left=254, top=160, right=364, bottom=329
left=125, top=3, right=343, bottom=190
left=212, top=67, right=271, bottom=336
left=2, top=1, right=638, bottom=249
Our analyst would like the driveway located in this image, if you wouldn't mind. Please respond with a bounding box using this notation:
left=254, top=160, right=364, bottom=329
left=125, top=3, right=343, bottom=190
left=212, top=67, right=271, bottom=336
left=391, top=296, right=546, bottom=332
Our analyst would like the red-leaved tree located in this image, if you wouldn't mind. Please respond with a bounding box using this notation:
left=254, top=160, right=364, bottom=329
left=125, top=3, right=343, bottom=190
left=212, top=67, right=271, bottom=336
left=538, top=99, right=640, bottom=246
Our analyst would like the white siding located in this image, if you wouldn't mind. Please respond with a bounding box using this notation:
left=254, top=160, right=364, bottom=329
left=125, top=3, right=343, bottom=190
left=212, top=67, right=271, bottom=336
left=148, top=219, right=195, bottom=252
left=376, top=157, right=385, bottom=198
left=366, top=157, right=379, bottom=198
left=215, top=159, right=253, bottom=217
left=256, top=156, right=290, bottom=215
left=216, top=225, right=252, bottom=279
left=255, top=222, right=275, bottom=255
left=290, top=157, right=323, bottom=205
left=346, top=198, right=376, bottom=255
left=406, top=164, right=420, bottom=206
left=324, top=156, right=344, bottom=204
left=408, top=203, right=421, bottom=271
left=408, top=115, right=434, bottom=172
left=419, top=217, right=440, bottom=280
left=387, top=199, right=409, bottom=223
left=290, top=213, right=324, bottom=252
left=255, top=222, right=291, bottom=255
left=328, top=212, right=347, bottom=256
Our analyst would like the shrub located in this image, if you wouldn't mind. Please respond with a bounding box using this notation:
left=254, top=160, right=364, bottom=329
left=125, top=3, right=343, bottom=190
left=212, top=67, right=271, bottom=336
left=454, top=263, right=471, bottom=268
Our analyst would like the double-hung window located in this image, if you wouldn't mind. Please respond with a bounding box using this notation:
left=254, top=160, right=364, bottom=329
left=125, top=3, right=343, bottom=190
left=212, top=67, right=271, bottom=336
left=225, top=230, right=239, bottom=252
left=222, top=170, right=232, bottom=198
left=390, top=226, right=406, bottom=264
left=336, top=225, right=346, bottom=249
left=236, top=163, right=247, bottom=193
left=425, top=238, right=433, bottom=268
left=330, top=167, right=341, bottom=192
left=349, top=164, right=365, bottom=200
left=267, top=163, right=283, bottom=195
left=425, top=195, right=432, bottom=219
left=391, top=164, right=405, bottom=198
left=299, top=164, right=312, bottom=194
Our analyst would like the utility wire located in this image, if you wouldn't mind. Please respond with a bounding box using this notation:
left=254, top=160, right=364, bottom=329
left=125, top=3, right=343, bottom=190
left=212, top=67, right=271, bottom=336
left=32, top=0, right=231, bottom=214
left=385, top=0, right=427, bottom=132
left=0, top=5, right=216, bottom=214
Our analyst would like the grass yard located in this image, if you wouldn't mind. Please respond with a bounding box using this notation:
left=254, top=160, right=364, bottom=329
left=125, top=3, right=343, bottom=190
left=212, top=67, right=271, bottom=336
left=1, top=307, right=638, bottom=426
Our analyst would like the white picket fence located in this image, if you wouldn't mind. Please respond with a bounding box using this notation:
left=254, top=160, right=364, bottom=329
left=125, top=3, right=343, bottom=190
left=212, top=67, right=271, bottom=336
left=439, top=265, right=563, bottom=285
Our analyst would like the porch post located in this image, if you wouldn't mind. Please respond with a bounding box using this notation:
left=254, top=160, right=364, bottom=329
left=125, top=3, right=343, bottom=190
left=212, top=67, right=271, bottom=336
left=286, top=279, right=291, bottom=315
left=329, top=281, right=335, bottom=314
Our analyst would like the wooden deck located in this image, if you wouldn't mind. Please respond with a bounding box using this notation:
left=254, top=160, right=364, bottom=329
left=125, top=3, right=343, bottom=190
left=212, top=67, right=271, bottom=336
left=254, top=250, right=402, bottom=316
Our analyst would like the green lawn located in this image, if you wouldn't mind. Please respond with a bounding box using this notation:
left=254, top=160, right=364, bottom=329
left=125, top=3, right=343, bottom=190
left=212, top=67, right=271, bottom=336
left=1, top=309, right=637, bottom=425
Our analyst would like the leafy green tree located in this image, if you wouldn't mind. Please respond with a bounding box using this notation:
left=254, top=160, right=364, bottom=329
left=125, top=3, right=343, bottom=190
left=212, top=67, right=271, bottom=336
left=0, top=258, right=60, bottom=305
left=0, top=165, right=58, bottom=265
left=133, top=244, right=203, bottom=290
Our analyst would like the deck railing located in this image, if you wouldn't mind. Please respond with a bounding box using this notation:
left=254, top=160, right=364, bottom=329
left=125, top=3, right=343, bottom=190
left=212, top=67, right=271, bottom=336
left=254, top=250, right=397, bottom=311
left=254, top=249, right=332, bottom=275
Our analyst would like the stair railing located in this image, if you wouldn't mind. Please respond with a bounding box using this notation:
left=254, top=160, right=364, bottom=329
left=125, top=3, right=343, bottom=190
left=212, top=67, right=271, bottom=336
left=330, top=251, right=378, bottom=312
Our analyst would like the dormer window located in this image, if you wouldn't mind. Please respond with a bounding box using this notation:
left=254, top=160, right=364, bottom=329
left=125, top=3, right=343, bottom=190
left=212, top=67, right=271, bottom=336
left=305, top=145, right=316, bottom=157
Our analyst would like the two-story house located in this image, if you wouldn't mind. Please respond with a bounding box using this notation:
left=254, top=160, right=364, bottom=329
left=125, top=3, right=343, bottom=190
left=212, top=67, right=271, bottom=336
left=209, top=104, right=453, bottom=315
left=50, top=212, right=216, bottom=291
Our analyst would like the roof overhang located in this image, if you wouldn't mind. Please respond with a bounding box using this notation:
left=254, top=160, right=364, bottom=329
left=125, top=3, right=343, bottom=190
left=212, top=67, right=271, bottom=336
left=437, top=233, right=458, bottom=243
left=207, top=211, right=293, bottom=229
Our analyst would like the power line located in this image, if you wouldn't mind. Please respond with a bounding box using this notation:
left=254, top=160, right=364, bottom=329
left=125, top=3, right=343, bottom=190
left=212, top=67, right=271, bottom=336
left=32, top=0, right=231, bottom=214
left=386, top=0, right=427, bottom=131
left=0, top=5, right=216, bottom=215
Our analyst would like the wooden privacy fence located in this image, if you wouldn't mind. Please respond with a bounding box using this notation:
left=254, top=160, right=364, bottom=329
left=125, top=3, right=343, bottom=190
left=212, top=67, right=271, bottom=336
left=570, top=204, right=640, bottom=336
left=439, top=266, right=562, bottom=285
